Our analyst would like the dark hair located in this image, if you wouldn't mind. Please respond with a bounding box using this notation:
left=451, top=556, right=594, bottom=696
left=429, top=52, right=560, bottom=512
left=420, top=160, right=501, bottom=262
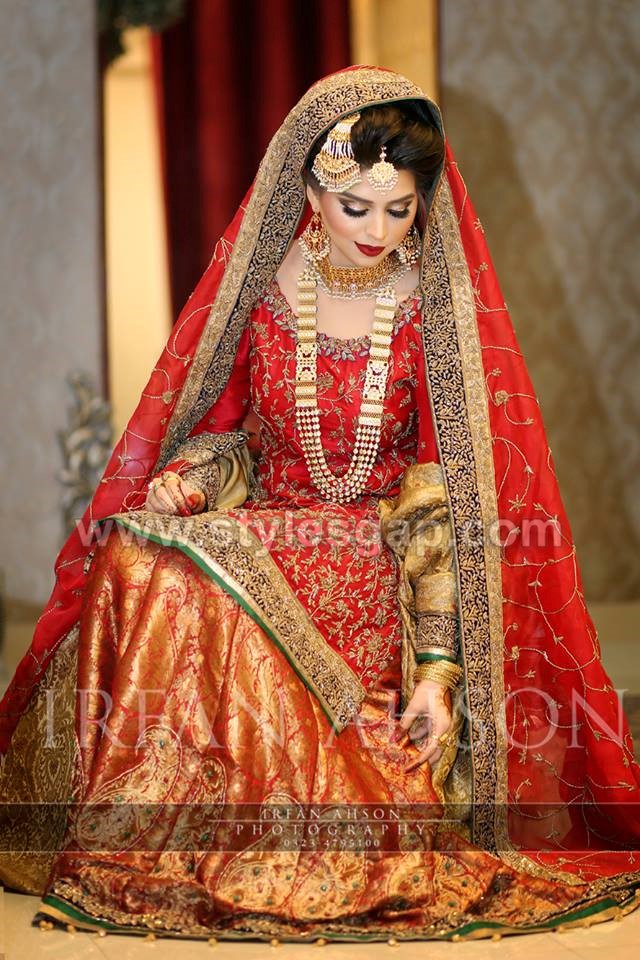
left=304, top=101, right=444, bottom=197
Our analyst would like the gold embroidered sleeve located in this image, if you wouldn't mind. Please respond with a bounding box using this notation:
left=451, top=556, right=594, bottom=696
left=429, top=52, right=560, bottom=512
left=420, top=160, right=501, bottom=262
left=379, top=462, right=460, bottom=704
left=161, top=430, right=254, bottom=510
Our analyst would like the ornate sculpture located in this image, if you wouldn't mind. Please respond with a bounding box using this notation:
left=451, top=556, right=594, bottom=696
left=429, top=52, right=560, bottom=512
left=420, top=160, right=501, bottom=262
left=58, top=373, right=112, bottom=537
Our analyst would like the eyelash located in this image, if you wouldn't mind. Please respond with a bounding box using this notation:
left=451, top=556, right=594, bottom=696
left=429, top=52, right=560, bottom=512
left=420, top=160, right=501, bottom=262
left=341, top=205, right=410, bottom=220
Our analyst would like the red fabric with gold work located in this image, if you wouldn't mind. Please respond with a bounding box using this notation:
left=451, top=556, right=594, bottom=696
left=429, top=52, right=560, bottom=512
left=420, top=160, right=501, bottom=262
left=1, top=70, right=638, bottom=898
left=192, top=279, right=434, bottom=689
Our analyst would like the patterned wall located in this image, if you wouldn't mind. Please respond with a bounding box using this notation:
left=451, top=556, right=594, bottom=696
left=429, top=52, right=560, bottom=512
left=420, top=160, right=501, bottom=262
left=441, top=0, right=640, bottom=600
left=0, top=2, right=101, bottom=604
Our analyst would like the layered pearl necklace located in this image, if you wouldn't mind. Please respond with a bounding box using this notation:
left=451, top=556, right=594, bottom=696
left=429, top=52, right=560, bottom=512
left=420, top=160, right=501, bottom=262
left=295, top=265, right=400, bottom=503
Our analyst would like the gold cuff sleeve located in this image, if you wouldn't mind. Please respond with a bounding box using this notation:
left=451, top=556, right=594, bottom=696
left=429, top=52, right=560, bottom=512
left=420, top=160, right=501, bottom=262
left=171, top=431, right=253, bottom=511
left=379, top=462, right=460, bottom=706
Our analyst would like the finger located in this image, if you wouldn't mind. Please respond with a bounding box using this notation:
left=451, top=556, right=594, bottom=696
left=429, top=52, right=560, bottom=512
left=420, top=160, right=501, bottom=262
left=154, top=486, right=179, bottom=513
left=404, top=752, right=440, bottom=773
left=390, top=699, right=432, bottom=742
left=431, top=718, right=454, bottom=744
left=391, top=722, right=432, bottom=748
left=404, top=740, right=442, bottom=772
left=179, top=479, right=196, bottom=501
left=390, top=713, right=423, bottom=743
left=397, top=703, right=426, bottom=733
left=405, top=720, right=457, bottom=771
left=180, top=481, right=205, bottom=514
left=408, top=716, right=431, bottom=742
left=146, top=491, right=171, bottom=514
left=389, top=726, right=409, bottom=744
left=155, top=485, right=177, bottom=511
left=170, top=481, right=196, bottom=517
left=189, top=491, right=206, bottom=513
left=163, top=475, right=190, bottom=512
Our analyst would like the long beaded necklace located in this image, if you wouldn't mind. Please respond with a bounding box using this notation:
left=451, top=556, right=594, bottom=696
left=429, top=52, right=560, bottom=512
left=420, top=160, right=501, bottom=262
left=295, top=266, right=398, bottom=503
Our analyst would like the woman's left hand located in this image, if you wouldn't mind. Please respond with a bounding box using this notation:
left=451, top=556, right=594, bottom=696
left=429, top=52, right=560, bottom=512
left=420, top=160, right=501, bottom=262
left=146, top=471, right=206, bottom=516
left=390, top=679, right=453, bottom=771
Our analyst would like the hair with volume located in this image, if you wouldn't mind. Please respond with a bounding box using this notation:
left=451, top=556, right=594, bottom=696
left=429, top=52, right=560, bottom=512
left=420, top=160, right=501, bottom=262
left=304, top=101, right=445, bottom=197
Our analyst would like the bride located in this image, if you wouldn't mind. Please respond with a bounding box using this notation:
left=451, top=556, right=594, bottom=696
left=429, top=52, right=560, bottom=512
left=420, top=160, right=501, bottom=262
left=1, top=66, right=639, bottom=942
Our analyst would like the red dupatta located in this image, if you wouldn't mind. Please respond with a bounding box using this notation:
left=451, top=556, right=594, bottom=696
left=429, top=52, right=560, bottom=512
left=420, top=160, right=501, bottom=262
left=443, top=148, right=640, bottom=882
left=1, top=67, right=638, bottom=890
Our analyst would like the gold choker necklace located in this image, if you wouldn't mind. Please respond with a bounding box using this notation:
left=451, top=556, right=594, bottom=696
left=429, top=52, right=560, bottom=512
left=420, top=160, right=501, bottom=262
left=310, top=251, right=409, bottom=300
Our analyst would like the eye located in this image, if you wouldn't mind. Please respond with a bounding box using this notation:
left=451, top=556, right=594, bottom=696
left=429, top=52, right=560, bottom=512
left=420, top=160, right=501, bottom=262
left=341, top=204, right=367, bottom=218
left=389, top=208, right=411, bottom=219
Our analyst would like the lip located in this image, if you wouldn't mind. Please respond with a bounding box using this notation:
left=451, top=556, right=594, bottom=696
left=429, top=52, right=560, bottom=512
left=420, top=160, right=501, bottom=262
left=355, top=242, right=386, bottom=257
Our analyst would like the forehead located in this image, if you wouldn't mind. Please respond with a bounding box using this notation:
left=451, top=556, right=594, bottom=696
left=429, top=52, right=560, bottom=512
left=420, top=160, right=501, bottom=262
left=335, top=168, right=416, bottom=203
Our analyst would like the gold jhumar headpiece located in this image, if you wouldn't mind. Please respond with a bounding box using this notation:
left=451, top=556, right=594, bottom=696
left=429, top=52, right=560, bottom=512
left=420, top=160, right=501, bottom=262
left=311, top=113, right=362, bottom=192
left=312, top=112, right=401, bottom=195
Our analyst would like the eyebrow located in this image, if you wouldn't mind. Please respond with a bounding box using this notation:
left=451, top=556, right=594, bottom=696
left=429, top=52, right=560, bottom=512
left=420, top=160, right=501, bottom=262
left=338, top=192, right=416, bottom=206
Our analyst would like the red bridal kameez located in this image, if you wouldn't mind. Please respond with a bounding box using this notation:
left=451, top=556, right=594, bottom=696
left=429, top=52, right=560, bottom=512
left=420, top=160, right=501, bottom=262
left=0, top=67, right=639, bottom=942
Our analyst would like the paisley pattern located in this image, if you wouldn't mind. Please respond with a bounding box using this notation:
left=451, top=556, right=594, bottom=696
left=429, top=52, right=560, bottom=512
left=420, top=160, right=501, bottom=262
left=39, top=533, right=627, bottom=941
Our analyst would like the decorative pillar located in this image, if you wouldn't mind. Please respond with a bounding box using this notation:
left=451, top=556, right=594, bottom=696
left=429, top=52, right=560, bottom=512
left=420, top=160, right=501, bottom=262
left=350, top=0, right=439, bottom=99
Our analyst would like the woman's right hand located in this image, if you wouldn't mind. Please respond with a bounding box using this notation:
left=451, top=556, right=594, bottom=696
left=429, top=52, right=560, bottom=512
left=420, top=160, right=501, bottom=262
left=145, top=471, right=206, bottom=516
left=390, top=679, right=454, bottom=771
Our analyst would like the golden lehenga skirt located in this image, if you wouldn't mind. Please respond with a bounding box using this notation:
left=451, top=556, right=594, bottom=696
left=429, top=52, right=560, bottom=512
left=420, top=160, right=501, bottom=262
left=32, top=529, right=636, bottom=941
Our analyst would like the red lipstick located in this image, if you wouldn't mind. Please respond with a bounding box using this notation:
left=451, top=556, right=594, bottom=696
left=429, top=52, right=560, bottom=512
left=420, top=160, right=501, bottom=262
left=355, top=242, right=385, bottom=257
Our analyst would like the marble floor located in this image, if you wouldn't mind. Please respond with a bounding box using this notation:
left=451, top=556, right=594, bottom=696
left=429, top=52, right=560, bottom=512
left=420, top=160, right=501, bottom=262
left=1, top=602, right=639, bottom=959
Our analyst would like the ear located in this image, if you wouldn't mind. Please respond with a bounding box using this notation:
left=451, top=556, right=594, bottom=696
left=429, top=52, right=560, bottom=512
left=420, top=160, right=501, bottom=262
left=306, top=182, right=320, bottom=213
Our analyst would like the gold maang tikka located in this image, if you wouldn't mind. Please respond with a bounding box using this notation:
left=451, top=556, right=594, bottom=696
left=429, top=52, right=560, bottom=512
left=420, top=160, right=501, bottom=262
left=367, top=145, right=399, bottom=193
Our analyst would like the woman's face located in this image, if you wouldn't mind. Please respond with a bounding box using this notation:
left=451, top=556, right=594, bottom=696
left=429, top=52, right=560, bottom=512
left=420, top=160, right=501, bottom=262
left=306, top=169, right=419, bottom=269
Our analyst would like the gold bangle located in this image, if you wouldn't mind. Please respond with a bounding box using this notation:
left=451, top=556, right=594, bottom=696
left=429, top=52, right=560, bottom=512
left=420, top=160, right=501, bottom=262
left=413, top=660, right=463, bottom=689
left=416, top=662, right=462, bottom=685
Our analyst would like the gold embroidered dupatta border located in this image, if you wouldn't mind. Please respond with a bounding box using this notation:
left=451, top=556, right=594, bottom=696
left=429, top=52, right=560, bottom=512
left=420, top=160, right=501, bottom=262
left=421, top=183, right=508, bottom=852
left=419, top=184, right=636, bottom=888
left=111, top=512, right=365, bottom=733
left=0, top=628, right=79, bottom=894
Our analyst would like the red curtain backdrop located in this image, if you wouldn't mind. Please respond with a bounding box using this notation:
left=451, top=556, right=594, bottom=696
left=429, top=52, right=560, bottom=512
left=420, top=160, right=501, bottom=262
left=151, top=0, right=351, bottom=317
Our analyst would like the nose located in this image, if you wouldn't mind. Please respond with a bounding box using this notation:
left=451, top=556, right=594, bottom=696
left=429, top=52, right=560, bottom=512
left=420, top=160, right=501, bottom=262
left=367, top=210, right=387, bottom=244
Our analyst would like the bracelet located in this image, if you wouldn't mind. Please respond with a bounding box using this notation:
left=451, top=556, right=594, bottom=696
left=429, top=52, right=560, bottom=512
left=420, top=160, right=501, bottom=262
left=413, top=659, right=463, bottom=690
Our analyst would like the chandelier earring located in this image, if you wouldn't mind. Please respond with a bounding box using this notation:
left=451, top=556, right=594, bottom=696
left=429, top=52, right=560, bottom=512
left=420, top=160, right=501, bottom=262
left=397, top=225, right=421, bottom=266
left=299, top=211, right=331, bottom=262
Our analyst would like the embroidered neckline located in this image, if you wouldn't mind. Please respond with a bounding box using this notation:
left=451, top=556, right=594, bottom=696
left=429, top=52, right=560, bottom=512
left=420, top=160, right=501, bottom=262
left=262, top=277, right=423, bottom=361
